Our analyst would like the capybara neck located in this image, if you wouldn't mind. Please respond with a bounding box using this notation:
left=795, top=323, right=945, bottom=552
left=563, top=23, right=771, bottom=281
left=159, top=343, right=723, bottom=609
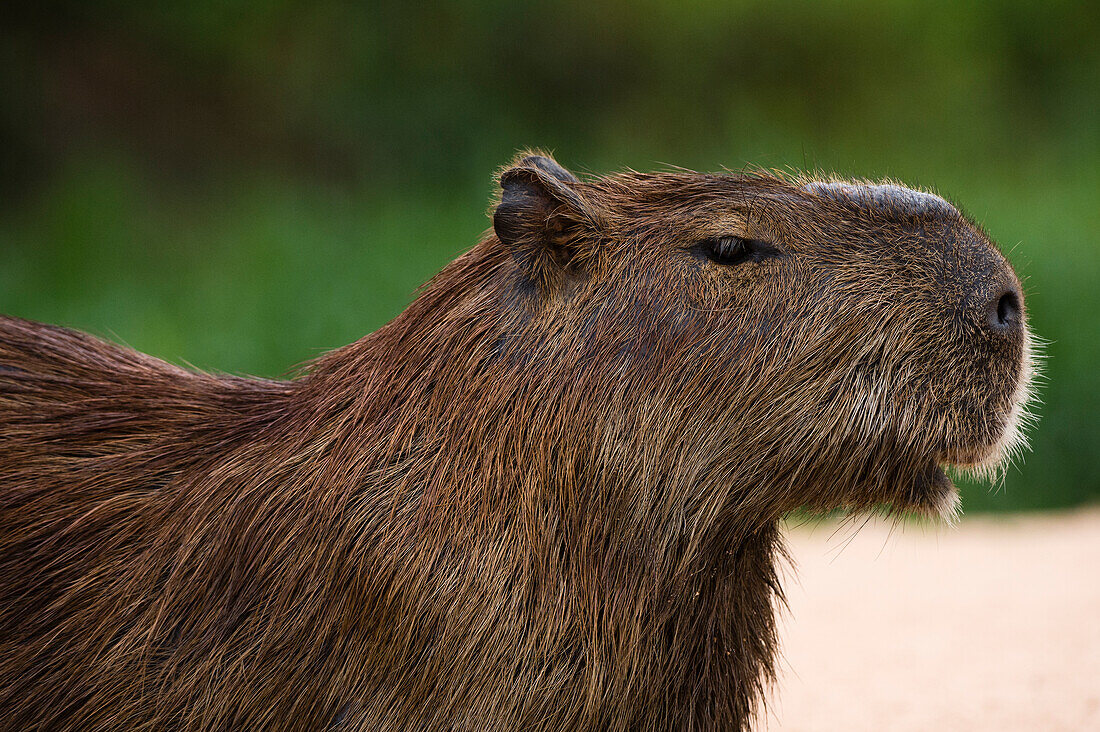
left=298, top=243, right=785, bottom=724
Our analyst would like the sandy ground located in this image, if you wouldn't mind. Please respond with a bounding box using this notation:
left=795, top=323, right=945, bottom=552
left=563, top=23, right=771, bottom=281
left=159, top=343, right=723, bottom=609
left=764, top=509, right=1100, bottom=731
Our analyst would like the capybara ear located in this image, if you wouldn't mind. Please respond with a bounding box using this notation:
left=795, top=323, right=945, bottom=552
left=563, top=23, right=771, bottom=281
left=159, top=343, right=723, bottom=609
left=493, top=153, right=603, bottom=291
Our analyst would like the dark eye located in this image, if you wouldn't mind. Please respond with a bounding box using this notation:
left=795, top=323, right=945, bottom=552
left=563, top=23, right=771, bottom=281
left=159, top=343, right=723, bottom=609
left=698, top=236, right=779, bottom=266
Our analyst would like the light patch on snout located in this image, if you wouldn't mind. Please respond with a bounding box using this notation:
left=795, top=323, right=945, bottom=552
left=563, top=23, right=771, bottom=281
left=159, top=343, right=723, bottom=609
left=804, top=180, right=958, bottom=219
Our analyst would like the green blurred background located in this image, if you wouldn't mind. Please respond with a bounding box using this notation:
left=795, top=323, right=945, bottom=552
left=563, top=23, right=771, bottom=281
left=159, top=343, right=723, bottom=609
left=0, top=1, right=1096, bottom=511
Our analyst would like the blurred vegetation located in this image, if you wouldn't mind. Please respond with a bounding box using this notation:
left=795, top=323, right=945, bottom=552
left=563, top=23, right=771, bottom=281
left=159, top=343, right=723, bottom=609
left=0, top=1, right=1096, bottom=511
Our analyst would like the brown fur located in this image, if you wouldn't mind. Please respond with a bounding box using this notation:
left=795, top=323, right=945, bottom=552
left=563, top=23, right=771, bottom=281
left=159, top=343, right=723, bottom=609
left=0, top=153, right=1034, bottom=730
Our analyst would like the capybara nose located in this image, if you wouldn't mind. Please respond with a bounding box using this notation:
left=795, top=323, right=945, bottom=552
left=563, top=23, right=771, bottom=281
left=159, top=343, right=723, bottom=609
left=986, top=285, right=1022, bottom=334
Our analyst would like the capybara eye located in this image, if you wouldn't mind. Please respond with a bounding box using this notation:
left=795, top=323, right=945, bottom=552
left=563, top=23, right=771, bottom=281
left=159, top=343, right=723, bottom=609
left=700, top=236, right=778, bottom=266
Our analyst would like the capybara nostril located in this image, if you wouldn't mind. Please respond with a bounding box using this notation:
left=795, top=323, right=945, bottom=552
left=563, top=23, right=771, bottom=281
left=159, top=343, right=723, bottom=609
left=988, top=287, right=1022, bottom=333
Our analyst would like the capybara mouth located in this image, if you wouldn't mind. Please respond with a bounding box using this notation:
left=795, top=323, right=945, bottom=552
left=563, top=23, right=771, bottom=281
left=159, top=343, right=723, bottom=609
left=920, top=329, right=1041, bottom=520
left=917, top=399, right=1036, bottom=522
left=953, top=348, right=1039, bottom=481
left=915, top=435, right=1017, bottom=522
left=938, top=445, right=999, bottom=470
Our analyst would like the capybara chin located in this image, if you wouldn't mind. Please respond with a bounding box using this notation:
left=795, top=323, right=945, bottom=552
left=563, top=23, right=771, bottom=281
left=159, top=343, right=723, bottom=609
left=0, top=152, right=1036, bottom=731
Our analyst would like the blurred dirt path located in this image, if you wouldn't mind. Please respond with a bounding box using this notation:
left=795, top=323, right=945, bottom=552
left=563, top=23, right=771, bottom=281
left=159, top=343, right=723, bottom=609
left=765, top=509, right=1100, bottom=731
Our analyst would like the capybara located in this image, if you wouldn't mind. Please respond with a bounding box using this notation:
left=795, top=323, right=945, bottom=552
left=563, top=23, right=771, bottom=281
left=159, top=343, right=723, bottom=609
left=0, top=153, right=1036, bottom=730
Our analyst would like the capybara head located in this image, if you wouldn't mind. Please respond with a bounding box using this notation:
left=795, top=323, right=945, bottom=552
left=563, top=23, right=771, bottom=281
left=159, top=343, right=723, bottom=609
left=490, top=152, right=1036, bottom=523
